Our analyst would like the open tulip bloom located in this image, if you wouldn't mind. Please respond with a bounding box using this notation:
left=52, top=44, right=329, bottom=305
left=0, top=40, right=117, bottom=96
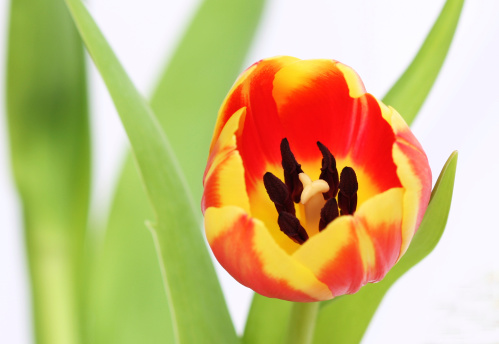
left=202, top=56, right=432, bottom=302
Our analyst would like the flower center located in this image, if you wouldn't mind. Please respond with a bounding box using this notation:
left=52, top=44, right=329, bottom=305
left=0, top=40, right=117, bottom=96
left=263, top=138, right=359, bottom=245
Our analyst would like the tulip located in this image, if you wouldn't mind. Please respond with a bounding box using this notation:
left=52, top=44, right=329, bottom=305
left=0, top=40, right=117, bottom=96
left=202, top=56, right=432, bottom=302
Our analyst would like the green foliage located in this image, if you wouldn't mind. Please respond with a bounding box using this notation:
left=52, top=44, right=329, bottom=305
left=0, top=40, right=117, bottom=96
left=383, top=0, right=465, bottom=125
left=151, top=0, right=266, bottom=204
left=87, top=0, right=266, bottom=343
left=88, top=158, right=172, bottom=344
left=243, top=294, right=292, bottom=344
left=6, top=0, right=90, bottom=343
left=62, top=0, right=269, bottom=342
left=5, top=0, right=461, bottom=342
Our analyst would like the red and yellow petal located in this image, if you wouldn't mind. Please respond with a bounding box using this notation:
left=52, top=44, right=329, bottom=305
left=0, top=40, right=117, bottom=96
left=292, top=215, right=368, bottom=296
left=202, top=108, right=250, bottom=213
left=205, top=206, right=333, bottom=301
left=355, top=188, right=404, bottom=280
left=209, top=56, right=299, bottom=196
left=292, top=188, right=404, bottom=296
left=271, top=59, right=401, bottom=194
left=377, top=101, right=432, bottom=254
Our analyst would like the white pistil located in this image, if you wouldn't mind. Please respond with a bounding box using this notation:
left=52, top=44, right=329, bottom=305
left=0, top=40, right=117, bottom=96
left=299, top=173, right=329, bottom=233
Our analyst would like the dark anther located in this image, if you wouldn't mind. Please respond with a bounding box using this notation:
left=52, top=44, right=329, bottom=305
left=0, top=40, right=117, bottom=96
left=317, top=141, right=339, bottom=200
left=319, top=198, right=339, bottom=231
left=263, top=172, right=296, bottom=215
left=338, top=167, right=358, bottom=215
left=277, top=212, right=309, bottom=244
left=280, top=138, right=304, bottom=203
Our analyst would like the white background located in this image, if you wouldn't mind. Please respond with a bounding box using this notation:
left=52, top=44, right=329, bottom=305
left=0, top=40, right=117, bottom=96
left=1, top=0, right=499, bottom=343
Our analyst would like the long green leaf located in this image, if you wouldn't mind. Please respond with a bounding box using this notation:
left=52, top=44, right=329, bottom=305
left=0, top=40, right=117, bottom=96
left=151, top=0, right=266, bottom=204
left=88, top=0, right=266, bottom=343
left=6, top=0, right=90, bottom=343
left=313, top=152, right=458, bottom=344
left=64, top=0, right=238, bottom=343
left=383, top=0, right=464, bottom=125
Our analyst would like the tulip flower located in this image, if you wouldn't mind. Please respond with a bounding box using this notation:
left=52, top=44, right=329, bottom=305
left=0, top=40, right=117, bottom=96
left=202, top=56, right=432, bottom=302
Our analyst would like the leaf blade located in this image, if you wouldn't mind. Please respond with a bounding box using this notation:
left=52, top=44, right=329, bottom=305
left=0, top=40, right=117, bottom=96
left=63, top=0, right=239, bottom=343
left=6, top=0, right=90, bottom=342
left=88, top=0, right=266, bottom=342
left=383, top=0, right=465, bottom=125
left=243, top=294, right=292, bottom=344
left=150, top=0, right=266, bottom=205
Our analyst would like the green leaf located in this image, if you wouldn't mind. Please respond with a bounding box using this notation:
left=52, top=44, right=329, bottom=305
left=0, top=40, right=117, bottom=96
left=243, top=294, right=292, bottom=344
left=6, top=0, right=90, bottom=343
left=313, top=152, right=458, bottom=344
left=150, top=0, right=266, bottom=205
left=87, top=0, right=266, bottom=342
left=383, top=0, right=464, bottom=125
left=88, top=158, right=173, bottom=344
left=64, top=0, right=238, bottom=343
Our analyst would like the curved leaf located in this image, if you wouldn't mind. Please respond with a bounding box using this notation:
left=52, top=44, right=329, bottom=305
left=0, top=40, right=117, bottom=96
left=151, top=0, right=266, bottom=204
left=383, top=0, right=464, bottom=125
left=313, top=152, right=458, bottom=344
left=64, top=0, right=238, bottom=343
left=88, top=0, right=266, bottom=342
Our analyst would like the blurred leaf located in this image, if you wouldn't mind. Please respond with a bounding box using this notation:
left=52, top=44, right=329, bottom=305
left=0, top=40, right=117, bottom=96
left=313, top=152, right=458, bottom=344
left=88, top=158, right=172, bottom=344
left=383, top=0, right=464, bottom=125
left=64, top=0, right=241, bottom=343
left=243, top=294, right=292, bottom=344
left=151, top=0, right=266, bottom=204
left=6, top=0, right=90, bottom=343
left=86, top=0, right=265, bottom=343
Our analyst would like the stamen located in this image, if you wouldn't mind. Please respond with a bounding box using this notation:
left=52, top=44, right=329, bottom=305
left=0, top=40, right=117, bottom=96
left=263, top=172, right=295, bottom=215
left=317, top=141, right=339, bottom=200
left=319, top=198, right=339, bottom=231
left=277, top=212, right=309, bottom=244
left=280, top=138, right=304, bottom=203
left=338, top=167, right=358, bottom=215
left=264, top=140, right=361, bottom=245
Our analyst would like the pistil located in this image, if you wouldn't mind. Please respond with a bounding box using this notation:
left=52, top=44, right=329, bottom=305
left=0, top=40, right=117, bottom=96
left=299, top=173, right=330, bottom=231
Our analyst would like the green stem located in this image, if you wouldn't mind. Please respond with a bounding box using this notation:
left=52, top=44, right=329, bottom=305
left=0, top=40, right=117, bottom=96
left=25, top=222, right=82, bottom=344
left=286, top=302, right=320, bottom=344
left=6, top=0, right=90, bottom=342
